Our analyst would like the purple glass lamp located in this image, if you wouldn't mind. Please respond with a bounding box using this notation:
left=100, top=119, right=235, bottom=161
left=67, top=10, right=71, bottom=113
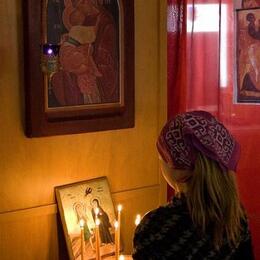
left=41, top=44, right=60, bottom=76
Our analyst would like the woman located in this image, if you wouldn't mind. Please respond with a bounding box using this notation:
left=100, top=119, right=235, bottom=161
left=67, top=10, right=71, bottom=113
left=133, top=111, right=254, bottom=259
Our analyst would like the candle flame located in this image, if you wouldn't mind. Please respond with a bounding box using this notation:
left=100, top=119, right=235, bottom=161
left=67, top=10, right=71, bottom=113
left=114, top=220, right=119, bottom=229
left=135, top=214, right=141, bottom=226
left=95, top=218, right=100, bottom=226
left=79, top=219, right=85, bottom=228
left=47, top=48, right=53, bottom=55
left=117, top=204, right=122, bottom=212
left=95, top=207, right=100, bottom=216
left=119, top=255, right=125, bottom=260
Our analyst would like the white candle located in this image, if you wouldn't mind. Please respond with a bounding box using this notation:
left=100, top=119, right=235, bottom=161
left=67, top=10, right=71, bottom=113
left=117, top=204, right=122, bottom=257
left=95, top=218, right=101, bottom=260
left=135, top=214, right=141, bottom=226
left=117, top=205, right=122, bottom=221
left=114, top=220, right=119, bottom=259
left=79, top=219, right=85, bottom=260
left=95, top=207, right=99, bottom=220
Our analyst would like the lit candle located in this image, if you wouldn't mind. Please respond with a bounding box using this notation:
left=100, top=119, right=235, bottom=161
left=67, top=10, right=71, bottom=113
left=79, top=219, right=85, bottom=260
left=135, top=214, right=141, bottom=226
left=117, top=204, right=122, bottom=257
left=114, top=221, right=119, bottom=259
left=117, top=205, right=122, bottom=223
left=95, top=218, right=101, bottom=260
left=119, top=255, right=125, bottom=260
left=95, top=207, right=100, bottom=220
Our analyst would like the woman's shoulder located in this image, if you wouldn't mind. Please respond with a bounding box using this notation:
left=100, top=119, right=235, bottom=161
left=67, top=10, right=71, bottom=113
left=132, top=196, right=195, bottom=259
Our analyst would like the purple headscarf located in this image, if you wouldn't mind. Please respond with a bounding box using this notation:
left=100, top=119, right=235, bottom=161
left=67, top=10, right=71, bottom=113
left=157, top=111, right=240, bottom=172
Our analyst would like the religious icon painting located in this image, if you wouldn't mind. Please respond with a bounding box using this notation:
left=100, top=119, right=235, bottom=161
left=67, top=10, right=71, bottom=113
left=234, top=0, right=260, bottom=9
left=235, top=7, right=260, bottom=103
left=241, top=0, right=260, bottom=9
left=23, top=0, right=134, bottom=137
left=55, top=177, right=121, bottom=260
left=45, top=0, right=121, bottom=109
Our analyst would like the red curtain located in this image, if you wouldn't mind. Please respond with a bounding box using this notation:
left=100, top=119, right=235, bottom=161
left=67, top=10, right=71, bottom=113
left=167, top=0, right=260, bottom=258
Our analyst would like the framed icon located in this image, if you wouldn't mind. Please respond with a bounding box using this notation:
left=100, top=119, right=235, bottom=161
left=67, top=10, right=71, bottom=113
left=55, top=177, right=119, bottom=260
left=23, top=0, right=134, bottom=136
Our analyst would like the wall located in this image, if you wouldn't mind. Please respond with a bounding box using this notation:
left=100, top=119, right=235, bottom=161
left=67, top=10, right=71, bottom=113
left=0, top=0, right=167, bottom=259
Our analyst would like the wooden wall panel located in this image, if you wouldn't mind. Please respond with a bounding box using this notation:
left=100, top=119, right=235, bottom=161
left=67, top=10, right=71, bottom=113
left=158, top=0, right=168, bottom=204
left=0, top=213, right=59, bottom=260
left=0, top=0, right=161, bottom=213
left=0, top=0, right=167, bottom=259
left=0, top=186, right=160, bottom=260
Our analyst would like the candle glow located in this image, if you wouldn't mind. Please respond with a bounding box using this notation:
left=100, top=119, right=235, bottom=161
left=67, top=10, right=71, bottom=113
left=135, top=214, right=141, bottom=226
left=95, top=207, right=100, bottom=217
left=117, top=204, right=122, bottom=212
left=119, top=255, right=125, bottom=260
left=114, top=220, right=119, bottom=229
left=96, top=218, right=100, bottom=226
left=42, top=44, right=60, bottom=56
left=79, top=219, right=85, bottom=228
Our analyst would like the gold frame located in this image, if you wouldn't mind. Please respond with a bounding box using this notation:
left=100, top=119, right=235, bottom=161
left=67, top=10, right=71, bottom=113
left=55, top=177, right=117, bottom=260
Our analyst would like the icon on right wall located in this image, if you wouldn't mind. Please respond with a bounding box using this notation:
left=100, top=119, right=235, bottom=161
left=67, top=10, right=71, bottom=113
left=235, top=1, right=260, bottom=103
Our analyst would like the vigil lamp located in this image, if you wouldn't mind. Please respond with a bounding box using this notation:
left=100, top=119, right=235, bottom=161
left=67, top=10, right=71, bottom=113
left=41, top=44, right=60, bottom=76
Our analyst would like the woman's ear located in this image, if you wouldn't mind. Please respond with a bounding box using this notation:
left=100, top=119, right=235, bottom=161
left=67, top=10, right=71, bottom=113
left=159, top=155, right=192, bottom=189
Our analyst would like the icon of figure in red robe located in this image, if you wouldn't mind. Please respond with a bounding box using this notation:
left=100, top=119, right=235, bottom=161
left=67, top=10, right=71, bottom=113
left=242, top=0, right=260, bottom=8
left=241, top=12, right=260, bottom=92
left=50, top=0, right=119, bottom=107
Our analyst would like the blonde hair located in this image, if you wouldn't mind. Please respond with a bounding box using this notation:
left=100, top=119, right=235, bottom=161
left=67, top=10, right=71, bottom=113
left=186, top=152, right=246, bottom=249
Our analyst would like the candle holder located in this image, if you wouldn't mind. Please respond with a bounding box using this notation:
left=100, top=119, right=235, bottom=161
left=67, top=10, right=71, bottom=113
left=41, top=44, right=60, bottom=76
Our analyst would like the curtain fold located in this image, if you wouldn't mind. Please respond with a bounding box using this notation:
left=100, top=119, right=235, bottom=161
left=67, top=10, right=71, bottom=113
left=167, top=0, right=187, bottom=117
left=168, top=0, right=220, bottom=117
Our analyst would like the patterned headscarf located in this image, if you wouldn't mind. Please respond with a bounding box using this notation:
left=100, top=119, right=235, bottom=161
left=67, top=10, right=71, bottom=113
left=157, top=111, right=240, bottom=172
